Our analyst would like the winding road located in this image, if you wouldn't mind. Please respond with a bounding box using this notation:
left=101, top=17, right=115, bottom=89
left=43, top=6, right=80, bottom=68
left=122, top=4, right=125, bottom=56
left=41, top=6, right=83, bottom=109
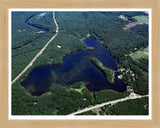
left=12, top=12, right=59, bottom=84
left=69, top=94, right=148, bottom=115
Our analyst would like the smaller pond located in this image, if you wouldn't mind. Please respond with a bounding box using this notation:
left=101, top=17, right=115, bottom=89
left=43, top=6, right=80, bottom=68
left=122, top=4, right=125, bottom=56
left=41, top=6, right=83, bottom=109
left=21, top=38, right=127, bottom=96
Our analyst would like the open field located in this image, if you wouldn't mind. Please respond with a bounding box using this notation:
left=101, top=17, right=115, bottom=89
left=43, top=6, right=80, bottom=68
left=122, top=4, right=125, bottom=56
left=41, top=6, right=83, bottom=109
left=132, top=15, right=148, bottom=22
left=129, top=49, right=148, bottom=60
left=69, top=82, right=86, bottom=94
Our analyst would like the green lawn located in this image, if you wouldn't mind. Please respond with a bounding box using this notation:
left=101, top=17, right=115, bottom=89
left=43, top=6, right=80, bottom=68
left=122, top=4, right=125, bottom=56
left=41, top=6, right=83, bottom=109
left=130, top=49, right=148, bottom=60
left=69, top=82, right=86, bottom=94
left=134, top=51, right=147, bottom=59
left=132, top=15, right=148, bottom=22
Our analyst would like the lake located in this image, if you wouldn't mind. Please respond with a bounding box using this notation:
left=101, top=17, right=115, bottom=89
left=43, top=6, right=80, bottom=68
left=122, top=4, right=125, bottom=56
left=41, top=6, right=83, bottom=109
left=21, top=38, right=127, bottom=96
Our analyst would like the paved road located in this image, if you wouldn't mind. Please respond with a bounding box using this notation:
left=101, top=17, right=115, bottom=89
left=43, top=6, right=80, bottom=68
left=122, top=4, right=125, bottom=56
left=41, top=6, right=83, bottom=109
left=69, top=94, right=148, bottom=115
left=12, top=12, right=59, bottom=84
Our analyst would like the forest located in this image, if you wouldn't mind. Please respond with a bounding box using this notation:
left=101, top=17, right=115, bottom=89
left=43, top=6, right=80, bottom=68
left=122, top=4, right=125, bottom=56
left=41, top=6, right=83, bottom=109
left=12, top=11, right=149, bottom=115
left=78, top=96, right=148, bottom=115
left=12, top=12, right=57, bottom=80
left=12, top=81, right=129, bottom=115
left=99, top=96, right=148, bottom=115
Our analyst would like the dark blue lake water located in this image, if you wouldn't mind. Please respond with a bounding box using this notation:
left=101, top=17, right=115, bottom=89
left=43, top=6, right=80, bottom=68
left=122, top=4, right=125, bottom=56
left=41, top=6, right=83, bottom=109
left=21, top=38, right=127, bottom=96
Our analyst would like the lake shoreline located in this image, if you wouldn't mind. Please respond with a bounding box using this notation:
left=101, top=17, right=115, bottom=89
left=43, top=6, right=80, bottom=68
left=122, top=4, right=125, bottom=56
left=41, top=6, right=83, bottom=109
left=21, top=38, right=127, bottom=96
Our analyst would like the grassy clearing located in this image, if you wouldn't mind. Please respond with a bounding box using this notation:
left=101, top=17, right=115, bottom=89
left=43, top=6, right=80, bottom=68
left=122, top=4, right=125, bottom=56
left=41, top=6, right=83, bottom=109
left=132, top=15, right=148, bottom=22
left=129, top=49, right=148, bottom=60
left=134, top=51, right=147, bottom=59
left=69, top=82, right=86, bottom=94
left=90, top=57, right=115, bottom=83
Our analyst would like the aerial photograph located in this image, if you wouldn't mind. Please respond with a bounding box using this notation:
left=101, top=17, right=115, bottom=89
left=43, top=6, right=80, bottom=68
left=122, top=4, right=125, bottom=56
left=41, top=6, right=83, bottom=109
left=11, top=10, right=149, bottom=116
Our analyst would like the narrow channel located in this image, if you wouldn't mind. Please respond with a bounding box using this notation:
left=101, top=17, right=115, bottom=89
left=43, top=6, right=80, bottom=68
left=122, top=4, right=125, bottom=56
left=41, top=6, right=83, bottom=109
left=12, top=13, right=49, bottom=50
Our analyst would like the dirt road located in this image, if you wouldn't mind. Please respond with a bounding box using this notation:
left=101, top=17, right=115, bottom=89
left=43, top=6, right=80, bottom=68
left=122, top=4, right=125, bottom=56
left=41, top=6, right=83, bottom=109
left=12, top=12, right=59, bottom=84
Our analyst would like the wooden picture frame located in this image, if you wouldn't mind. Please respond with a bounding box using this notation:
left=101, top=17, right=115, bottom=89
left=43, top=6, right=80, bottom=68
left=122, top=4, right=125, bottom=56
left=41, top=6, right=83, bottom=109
left=0, top=0, right=160, bottom=127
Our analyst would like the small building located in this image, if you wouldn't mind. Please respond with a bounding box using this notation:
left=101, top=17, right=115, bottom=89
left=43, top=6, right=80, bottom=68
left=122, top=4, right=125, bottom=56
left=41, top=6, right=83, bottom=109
left=83, top=98, right=87, bottom=101
left=118, top=75, right=123, bottom=79
left=57, top=45, right=62, bottom=48
left=127, top=86, right=133, bottom=92
left=118, top=15, right=126, bottom=20
left=34, top=102, right=37, bottom=105
left=118, top=15, right=128, bottom=21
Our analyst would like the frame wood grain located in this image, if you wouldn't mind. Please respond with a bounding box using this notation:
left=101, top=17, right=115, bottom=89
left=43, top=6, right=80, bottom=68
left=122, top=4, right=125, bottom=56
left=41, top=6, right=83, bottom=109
left=0, top=0, right=160, bottom=127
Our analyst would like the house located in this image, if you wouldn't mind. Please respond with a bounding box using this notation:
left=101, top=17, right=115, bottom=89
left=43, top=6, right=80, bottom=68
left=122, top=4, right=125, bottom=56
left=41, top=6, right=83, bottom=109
left=57, top=45, right=62, bottom=48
